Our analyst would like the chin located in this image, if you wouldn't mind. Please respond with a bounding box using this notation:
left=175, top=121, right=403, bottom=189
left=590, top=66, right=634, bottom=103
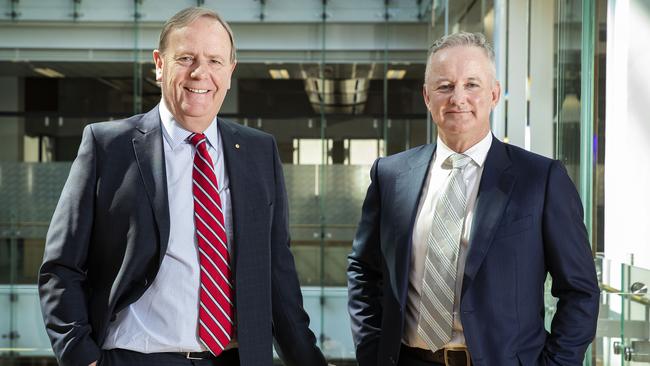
left=442, top=119, right=474, bottom=130
left=182, top=105, right=213, bottom=117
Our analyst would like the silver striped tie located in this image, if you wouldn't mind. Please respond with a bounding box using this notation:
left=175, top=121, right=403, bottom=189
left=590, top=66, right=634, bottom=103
left=417, top=153, right=472, bottom=351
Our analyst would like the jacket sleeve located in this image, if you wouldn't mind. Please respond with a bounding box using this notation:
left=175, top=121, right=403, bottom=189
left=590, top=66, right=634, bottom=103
left=542, top=160, right=600, bottom=365
left=38, top=125, right=101, bottom=366
left=347, top=158, right=384, bottom=366
left=268, top=138, right=327, bottom=366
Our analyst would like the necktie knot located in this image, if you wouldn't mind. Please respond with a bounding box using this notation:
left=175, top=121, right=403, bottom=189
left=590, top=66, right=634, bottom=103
left=189, top=133, right=207, bottom=147
left=445, top=153, right=472, bottom=169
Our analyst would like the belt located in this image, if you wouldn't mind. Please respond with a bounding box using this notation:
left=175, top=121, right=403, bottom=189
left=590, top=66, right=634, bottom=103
left=401, top=344, right=471, bottom=366
left=176, top=351, right=214, bottom=360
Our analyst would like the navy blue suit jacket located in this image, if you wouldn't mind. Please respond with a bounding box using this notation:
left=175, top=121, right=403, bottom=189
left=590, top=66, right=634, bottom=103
left=348, top=136, right=599, bottom=366
left=39, top=106, right=326, bottom=366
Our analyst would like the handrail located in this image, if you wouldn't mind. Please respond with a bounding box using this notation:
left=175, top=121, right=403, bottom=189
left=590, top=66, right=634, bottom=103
left=601, top=283, right=650, bottom=307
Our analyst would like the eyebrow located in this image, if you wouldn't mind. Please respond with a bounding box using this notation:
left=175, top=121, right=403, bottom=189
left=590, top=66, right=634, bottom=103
left=434, top=76, right=483, bottom=83
left=172, top=48, right=226, bottom=58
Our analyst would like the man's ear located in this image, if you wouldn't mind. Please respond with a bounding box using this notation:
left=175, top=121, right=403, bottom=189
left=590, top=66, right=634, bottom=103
left=153, top=49, right=164, bottom=82
left=422, top=83, right=431, bottom=108
left=491, top=80, right=501, bottom=108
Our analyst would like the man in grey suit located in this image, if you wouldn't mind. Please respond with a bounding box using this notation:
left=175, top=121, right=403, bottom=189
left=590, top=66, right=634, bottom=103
left=39, top=7, right=326, bottom=366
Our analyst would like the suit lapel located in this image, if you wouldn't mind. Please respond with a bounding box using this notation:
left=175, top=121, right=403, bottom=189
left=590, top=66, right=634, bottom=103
left=216, top=119, right=243, bottom=279
left=391, top=144, right=435, bottom=306
left=462, top=137, right=515, bottom=295
left=132, top=107, right=171, bottom=265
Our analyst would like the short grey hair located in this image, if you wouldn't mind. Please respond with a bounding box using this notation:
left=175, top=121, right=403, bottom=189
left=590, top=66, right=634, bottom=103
left=158, top=7, right=237, bottom=63
left=424, top=31, right=496, bottom=82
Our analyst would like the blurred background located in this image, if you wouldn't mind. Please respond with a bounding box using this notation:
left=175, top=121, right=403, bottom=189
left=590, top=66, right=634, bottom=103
left=1, top=0, right=649, bottom=365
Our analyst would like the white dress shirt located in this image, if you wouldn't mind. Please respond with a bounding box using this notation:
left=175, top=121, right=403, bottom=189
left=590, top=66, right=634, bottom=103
left=403, top=132, right=492, bottom=350
left=103, top=100, right=233, bottom=353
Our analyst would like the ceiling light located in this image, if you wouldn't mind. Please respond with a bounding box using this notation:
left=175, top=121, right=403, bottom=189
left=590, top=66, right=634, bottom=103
left=269, top=69, right=290, bottom=79
left=386, top=69, right=406, bottom=79
left=33, top=67, right=65, bottom=78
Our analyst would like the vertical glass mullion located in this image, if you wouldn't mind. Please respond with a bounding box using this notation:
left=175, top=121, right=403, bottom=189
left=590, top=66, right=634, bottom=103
left=620, top=262, right=626, bottom=365
left=444, top=0, right=449, bottom=35
left=554, top=0, right=565, bottom=161
left=133, top=0, right=142, bottom=115
left=580, top=0, right=595, bottom=242
left=9, top=216, right=18, bottom=360
left=383, top=1, right=389, bottom=156
left=318, top=0, right=327, bottom=349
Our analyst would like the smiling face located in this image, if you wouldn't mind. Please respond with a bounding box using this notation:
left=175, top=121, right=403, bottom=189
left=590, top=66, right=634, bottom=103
left=153, top=16, right=236, bottom=132
left=423, top=45, right=500, bottom=152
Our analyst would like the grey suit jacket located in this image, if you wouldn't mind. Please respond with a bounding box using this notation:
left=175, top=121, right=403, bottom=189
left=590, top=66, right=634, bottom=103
left=39, top=106, right=326, bottom=366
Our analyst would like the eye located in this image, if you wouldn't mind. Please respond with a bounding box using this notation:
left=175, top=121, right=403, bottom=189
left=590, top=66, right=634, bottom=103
left=210, top=59, right=224, bottom=66
left=176, top=56, right=193, bottom=63
left=437, top=84, right=453, bottom=92
left=466, top=82, right=480, bottom=89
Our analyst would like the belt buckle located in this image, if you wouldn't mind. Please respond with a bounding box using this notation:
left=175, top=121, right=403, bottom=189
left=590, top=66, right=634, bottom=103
left=443, top=346, right=471, bottom=366
left=185, top=352, right=203, bottom=360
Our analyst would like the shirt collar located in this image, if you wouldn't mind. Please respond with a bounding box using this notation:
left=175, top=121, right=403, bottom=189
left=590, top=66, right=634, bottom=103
left=159, top=99, right=220, bottom=150
left=435, top=131, right=493, bottom=168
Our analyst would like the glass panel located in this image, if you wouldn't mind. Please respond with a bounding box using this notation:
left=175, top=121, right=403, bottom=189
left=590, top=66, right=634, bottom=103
left=555, top=1, right=608, bottom=362
left=0, top=162, right=65, bottom=362
left=1, top=285, right=53, bottom=357
left=620, top=263, right=650, bottom=364
left=555, top=0, right=583, bottom=185
left=0, top=162, right=71, bottom=238
left=0, top=164, right=82, bottom=362
left=596, top=257, right=627, bottom=365
left=589, top=257, right=650, bottom=366
left=554, top=0, right=604, bottom=255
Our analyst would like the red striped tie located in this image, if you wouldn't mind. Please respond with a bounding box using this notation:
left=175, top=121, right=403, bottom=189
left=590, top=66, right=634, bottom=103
left=189, top=133, right=233, bottom=356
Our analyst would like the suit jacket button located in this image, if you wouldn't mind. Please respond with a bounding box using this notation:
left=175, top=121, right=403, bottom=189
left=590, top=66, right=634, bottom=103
left=389, top=356, right=396, bottom=364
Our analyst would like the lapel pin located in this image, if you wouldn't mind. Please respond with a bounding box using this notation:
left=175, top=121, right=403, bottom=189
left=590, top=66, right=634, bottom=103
left=235, top=143, right=240, bottom=149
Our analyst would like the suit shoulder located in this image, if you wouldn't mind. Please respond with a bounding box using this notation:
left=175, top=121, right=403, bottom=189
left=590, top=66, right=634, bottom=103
left=503, top=142, right=555, bottom=169
left=378, top=144, right=433, bottom=171
left=500, top=142, right=568, bottom=185
left=85, top=113, right=147, bottom=139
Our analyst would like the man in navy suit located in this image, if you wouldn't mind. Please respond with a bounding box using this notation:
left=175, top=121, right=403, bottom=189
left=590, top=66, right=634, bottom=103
left=347, top=32, right=599, bottom=366
left=39, top=7, right=326, bottom=366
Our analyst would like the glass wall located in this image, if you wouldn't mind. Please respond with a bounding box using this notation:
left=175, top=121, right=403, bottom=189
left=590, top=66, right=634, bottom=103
left=0, top=1, right=434, bottom=364
left=554, top=0, right=607, bottom=254
left=3, top=0, right=647, bottom=365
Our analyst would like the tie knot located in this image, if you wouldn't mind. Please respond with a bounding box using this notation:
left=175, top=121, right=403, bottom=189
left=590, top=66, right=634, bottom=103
left=445, top=153, right=471, bottom=169
left=189, top=133, right=207, bottom=147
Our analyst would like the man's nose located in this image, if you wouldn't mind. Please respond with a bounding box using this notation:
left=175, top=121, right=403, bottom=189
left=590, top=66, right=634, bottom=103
left=190, top=62, right=208, bottom=79
left=449, top=88, right=468, bottom=105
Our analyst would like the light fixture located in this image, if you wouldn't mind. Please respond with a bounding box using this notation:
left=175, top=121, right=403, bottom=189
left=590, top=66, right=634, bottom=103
left=33, top=67, right=65, bottom=78
left=386, top=69, right=406, bottom=79
left=268, top=69, right=290, bottom=79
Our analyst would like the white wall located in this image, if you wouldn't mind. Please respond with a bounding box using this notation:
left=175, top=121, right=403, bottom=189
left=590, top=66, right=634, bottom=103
left=604, top=0, right=650, bottom=270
